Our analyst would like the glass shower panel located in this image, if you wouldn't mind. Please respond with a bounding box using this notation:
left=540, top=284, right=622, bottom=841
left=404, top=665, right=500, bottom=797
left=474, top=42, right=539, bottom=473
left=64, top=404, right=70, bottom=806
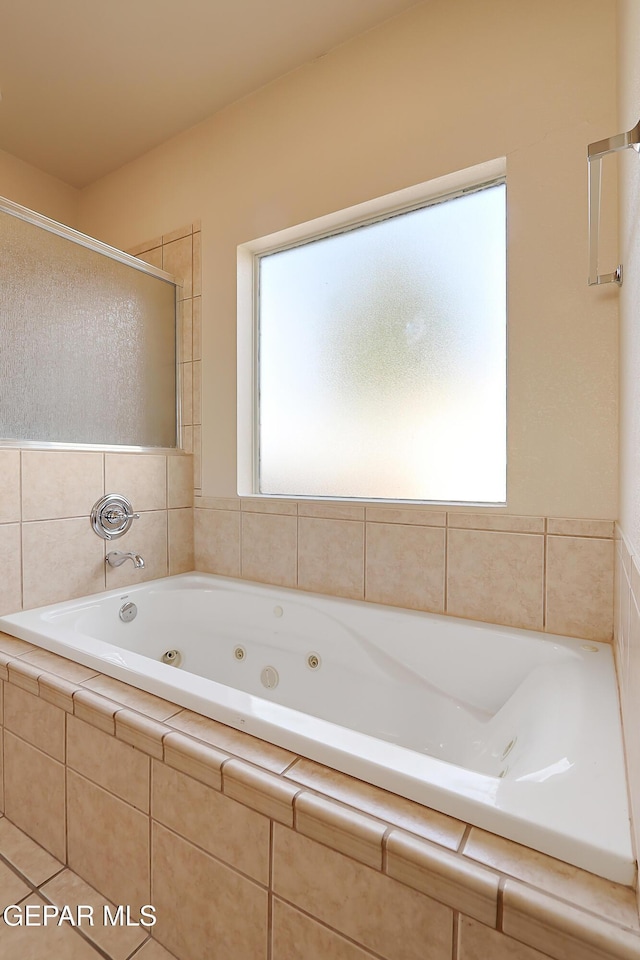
left=258, top=182, right=506, bottom=502
left=0, top=208, right=177, bottom=447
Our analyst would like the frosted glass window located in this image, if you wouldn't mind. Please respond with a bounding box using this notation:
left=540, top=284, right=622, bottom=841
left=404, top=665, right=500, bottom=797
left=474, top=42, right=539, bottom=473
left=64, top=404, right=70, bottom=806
left=258, top=181, right=506, bottom=501
left=0, top=207, right=177, bottom=447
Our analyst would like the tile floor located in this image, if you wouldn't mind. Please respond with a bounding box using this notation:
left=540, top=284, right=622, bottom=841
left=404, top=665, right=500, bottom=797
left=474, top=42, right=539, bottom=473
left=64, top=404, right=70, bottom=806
left=0, top=815, right=176, bottom=960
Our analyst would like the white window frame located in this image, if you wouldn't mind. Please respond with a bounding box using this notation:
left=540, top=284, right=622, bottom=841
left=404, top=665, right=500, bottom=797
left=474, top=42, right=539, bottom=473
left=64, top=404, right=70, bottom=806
left=237, top=156, right=506, bottom=501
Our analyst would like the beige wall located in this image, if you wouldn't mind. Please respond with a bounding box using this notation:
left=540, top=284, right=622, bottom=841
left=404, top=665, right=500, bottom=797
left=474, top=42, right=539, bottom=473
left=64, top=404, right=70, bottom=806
left=618, top=0, right=640, bottom=553
left=77, top=0, right=619, bottom=520
left=615, top=0, right=640, bottom=895
left=0, top=146, right=78, bottom=226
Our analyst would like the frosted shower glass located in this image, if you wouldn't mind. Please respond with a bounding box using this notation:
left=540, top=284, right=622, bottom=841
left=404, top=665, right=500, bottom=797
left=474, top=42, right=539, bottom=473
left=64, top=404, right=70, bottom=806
left=0, top=209, right=177, bottom=447
left=258, top=183, right=506, bottom=501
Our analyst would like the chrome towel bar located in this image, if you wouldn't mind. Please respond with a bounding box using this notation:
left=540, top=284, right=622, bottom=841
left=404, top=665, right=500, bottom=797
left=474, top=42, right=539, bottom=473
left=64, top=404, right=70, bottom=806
left=587, top=120, right=640, bottom=287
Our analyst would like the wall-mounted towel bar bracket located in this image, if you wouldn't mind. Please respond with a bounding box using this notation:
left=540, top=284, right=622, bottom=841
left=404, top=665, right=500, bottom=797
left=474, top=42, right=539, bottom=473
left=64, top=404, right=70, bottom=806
left=588, top=120, right=640, bottom=286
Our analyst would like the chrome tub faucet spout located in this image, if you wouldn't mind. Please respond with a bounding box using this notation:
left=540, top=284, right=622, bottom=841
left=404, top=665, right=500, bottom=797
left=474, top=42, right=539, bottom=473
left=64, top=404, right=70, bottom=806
left=106, top=551, right=145, bottom=569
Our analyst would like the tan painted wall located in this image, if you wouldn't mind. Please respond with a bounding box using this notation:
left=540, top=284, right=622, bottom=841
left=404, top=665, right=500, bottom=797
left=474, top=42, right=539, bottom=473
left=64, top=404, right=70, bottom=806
left=0, top=146, right=79, bottom=226
left=78, top=0, right=618, bottom=519
left=615, top=0, right=640, bottom=895
left=618, top=0, right=640, bottom=553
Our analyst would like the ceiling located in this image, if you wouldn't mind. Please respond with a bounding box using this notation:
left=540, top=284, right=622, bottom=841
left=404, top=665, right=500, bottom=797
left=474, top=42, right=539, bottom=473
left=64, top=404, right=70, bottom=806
left=0, top=0, right=421, bottom=188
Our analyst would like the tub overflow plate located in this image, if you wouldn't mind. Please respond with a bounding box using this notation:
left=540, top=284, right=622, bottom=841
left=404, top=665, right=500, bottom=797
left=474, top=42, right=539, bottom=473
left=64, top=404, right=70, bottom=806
left=119, top=601, right=137, bottom=623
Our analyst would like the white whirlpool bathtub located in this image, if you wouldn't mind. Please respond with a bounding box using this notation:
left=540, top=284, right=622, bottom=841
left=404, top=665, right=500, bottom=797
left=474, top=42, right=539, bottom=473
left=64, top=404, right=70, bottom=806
left=0, top=573, right=632, bottom=884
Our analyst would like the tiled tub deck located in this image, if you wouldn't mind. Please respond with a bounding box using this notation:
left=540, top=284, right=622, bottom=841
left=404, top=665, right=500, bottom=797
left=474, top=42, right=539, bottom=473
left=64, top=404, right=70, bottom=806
left=0, top=630, right=637, bottom=960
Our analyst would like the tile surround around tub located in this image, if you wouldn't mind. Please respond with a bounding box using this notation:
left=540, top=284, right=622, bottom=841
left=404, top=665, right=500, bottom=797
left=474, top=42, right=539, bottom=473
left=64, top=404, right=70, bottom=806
left=194, top=501, right=615, bottom=641
left=0, top=448, right=194, bottom=615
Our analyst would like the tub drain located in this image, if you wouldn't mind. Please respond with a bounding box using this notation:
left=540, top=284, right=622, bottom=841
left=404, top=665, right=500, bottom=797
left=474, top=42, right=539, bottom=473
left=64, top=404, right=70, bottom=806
left=162, top=649, right=182, bottom=667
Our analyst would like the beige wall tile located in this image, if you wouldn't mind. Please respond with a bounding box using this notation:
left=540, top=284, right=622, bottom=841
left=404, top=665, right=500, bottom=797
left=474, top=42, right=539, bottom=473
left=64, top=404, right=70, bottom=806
left=152, top=761, right=270, bottom=883
left=21, top=451, right=103, bottom=521
left=8, top=657, right=41, bottom=694
left=365, top=522, right=445, bottom=612
left=22, top=648, right=98, bottom=684
left=0, top=450, right=20, bottom=522
left=39, top=673, right=77, bottom=713
left=42, top=868, right=147, bottom=960
left=0, top=632, right=36, bottom=657
left=447, top=529, right=544, bottom=630
left=194, top=508, right=241, bottom=577
left=240, top=498, right=297, bottom=515
left=199, top=497, right=240, bottom=511
left=241, top=512, right=297, bottom=587
left=463, top=827, right=639, bottom=930
left=4, top=684, right=65, bottom=761
left=181, top=297, right=193, bottom=362
left=272, top=825, right=453, bottom=960
left=295, top=792, right=385, bottom=869
left=67, top=769, right=150, bottom=908
left=386, top=831, right=498, bottom=926
left=22, top=517, right=106, bottom=608
left=73, top=688, right=120, bottom=734
left=167, top=710, right=296, bottom=772
left=104, top=453, right=167, bottom=511
left=192, top=231, right=201, bottom=297
left=152, top=822, right=267, bottom=960
left=192, top=296, right=202, bottom=360
left=167, top=455, right=193, bottom=508
left=223, top=758, right=299, bottom=825
left=458, top=916, right=549, bottom=960
left=447, top=513, right=545, bottom=534
left=181, top=361, right=193, bottom=425
left=193, top=425, right=202, bottom=492
left=546, top=536, right=614, bottom=641
left=193, top=360, right=202, bottom=425
left=128, top=236, right=163, bottom=255
left=284, top=758, right=465, bottom=850
left=105, top=509, right=168, bottom=588
left=82, top=675, right=180, bottom=721
left=298, top=517, right=364, bottom=600
left=273, top=899, right=380, bottom=960
left=0, top=523, right=22, bottom=615
left=163, top=234, right=193, bottom=298
left=182, top=424, right=193, bottom=454
left=0, top=817, right=62, bottom=886
left=298, top=502, right=365, bottom=521
left=366, top=506, right=446, bottom=527
left=547, top=518, right=615, bottom=538
left=115, top=709, right=170, bottom=759
left=502, top=879, right=640, bottom=960
left=168, top=507, right=194, bottom=574
left=137, top=246, right=163, bottom=269
left=4, top=730, right=66, bottom=860
left=67, top=715, right=150, bottom=812
left=163, top=730, right=227, bottom=790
